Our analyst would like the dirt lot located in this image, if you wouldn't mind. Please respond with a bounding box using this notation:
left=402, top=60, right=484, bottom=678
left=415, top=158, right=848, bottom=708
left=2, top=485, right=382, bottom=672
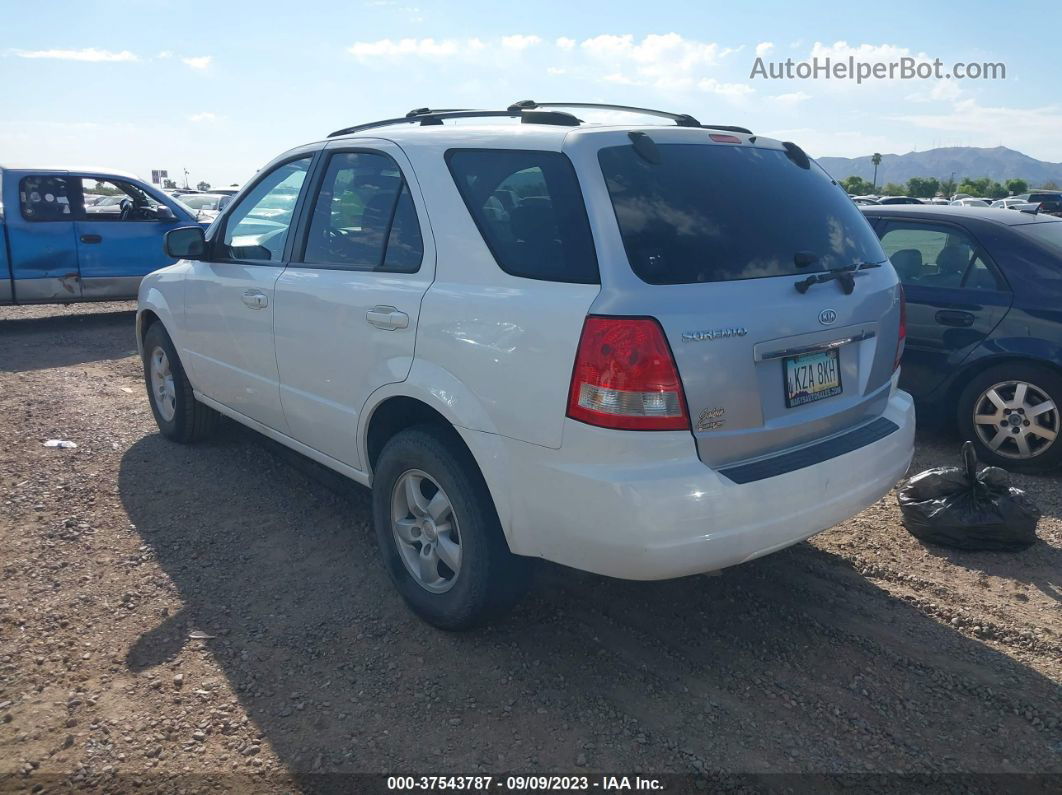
left=1, top=302, right=1060, bottom=790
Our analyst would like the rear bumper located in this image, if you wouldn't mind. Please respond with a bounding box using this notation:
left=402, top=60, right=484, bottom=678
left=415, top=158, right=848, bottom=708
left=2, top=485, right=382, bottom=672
left=491, top=389, right=915, bottom=580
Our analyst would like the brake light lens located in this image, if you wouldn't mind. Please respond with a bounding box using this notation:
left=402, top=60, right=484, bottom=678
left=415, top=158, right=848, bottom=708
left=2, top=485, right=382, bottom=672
left=894, top=286, right=907, bottom=371
left=567, top=316, right=690, bottom=431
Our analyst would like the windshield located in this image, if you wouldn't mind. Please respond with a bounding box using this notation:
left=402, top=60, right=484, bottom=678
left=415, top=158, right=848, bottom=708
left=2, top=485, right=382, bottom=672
left=598, top=143, right=886, bottom=285
left=179, top=194, right=222, bottom=210
left=1016, top=220, right=1062, bottom=257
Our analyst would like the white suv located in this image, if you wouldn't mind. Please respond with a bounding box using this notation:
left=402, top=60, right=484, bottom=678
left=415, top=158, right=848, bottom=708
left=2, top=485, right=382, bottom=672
left=138, top=102, right=915, bottom=629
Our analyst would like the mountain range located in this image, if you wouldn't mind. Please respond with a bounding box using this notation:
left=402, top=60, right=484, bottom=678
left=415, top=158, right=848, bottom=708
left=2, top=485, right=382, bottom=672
left=816, top=146, right=1062, bottom=187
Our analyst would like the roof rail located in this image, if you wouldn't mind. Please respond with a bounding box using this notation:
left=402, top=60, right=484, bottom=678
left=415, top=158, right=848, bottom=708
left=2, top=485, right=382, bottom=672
left=328, top=108, right=580, bottom=138
left=506, top=100, right=753, bottom=134
left=327, top=102, right=752, bottom=138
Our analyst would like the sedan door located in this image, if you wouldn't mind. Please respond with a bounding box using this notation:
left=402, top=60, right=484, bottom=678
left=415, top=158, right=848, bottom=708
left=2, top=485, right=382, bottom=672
left=877, top=219, right=1013, bottom=398
left=180, top=153, right=316, bottom=431
left=272, top=143, right=434, bottom=470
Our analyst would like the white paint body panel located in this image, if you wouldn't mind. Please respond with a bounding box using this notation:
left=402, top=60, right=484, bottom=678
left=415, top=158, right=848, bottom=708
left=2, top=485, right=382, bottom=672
left=137, top=121, right=916, bottom=582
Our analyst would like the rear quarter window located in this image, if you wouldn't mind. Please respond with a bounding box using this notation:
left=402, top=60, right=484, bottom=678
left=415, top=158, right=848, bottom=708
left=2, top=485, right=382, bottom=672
left=446, top=149, right=599, bottom=284
left=598, top=143, right=886, bottom=285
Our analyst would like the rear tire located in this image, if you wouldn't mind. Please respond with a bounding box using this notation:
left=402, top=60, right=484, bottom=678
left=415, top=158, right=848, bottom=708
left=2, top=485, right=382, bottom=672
left=142, top=323, right=219, bottom=443
left=372, top=425, right=530, bottom=630
left=957, top=362, right=1062, bottom=473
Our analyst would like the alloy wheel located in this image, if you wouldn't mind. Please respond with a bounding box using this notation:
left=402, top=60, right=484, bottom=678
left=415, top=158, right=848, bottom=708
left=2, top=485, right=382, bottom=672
left=390, top=469, right=462, bottom=593
left=972, top=380, right=1058, bottom=460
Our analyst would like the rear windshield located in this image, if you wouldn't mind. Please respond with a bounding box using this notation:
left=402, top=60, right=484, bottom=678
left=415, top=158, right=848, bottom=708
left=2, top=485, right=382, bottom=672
left=1016, top=220, right=1062, bottom=256
left=598, top=143, right=886, bottom=285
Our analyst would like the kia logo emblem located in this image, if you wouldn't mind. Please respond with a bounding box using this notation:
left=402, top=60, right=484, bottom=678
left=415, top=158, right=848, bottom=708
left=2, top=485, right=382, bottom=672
left=818, top=309, right=837, bottom=325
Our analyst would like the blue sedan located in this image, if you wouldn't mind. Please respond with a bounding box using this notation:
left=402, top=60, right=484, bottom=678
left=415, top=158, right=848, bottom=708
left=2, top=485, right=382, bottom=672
left=862, top=204, right=1062, bottom=472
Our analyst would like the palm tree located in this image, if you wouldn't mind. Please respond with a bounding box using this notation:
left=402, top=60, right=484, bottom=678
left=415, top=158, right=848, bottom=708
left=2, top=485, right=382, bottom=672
left=871, top=153, right=882, bottom=192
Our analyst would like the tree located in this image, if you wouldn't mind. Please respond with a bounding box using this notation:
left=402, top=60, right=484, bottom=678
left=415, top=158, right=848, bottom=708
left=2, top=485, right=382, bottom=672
left=162, top=178, right=177, bottom=189
left=196, top=181, right=211, bottom=192
left=840, top=175, right=874, bottom=195
left=986, top=181, right=1008, bottom=200
left=882, top=182, right=908, bottom=196
left=1040, top=181, right=1060, bottom=191
left=906, top=177, right=940, bottom=199
left=956, top=176, right=992, bottom=197
left=871, top=152, right=882, bottom=190
left=1005, top=178, right=1028, bottom=196
left=940, top=175, right=957, bottom=197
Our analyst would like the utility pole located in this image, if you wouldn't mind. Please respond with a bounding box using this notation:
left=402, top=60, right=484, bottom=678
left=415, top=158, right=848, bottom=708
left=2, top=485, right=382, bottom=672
left=183, top=168, right=190, bottom=190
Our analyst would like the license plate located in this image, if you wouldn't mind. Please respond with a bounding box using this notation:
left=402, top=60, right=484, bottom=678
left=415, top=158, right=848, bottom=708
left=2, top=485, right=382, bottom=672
left=784, top=349, right=842, bottom=408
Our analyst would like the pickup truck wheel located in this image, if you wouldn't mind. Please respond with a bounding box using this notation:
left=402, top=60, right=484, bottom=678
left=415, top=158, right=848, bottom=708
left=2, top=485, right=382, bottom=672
left=142, top=323, right=219, bottom=443
left=372, top=425, right=529, bottom=630
left=958, top=362, right=1062, bottom=473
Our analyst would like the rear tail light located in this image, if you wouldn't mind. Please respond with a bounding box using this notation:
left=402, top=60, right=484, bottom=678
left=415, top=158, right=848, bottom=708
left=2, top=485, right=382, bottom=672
left=894, top=286, right=907, bottom=371
left=567, top=316, right=690, bottom=431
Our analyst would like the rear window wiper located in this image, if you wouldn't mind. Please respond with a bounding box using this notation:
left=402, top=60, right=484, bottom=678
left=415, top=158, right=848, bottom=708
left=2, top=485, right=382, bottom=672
left=795, top=261, right=882, bottom=295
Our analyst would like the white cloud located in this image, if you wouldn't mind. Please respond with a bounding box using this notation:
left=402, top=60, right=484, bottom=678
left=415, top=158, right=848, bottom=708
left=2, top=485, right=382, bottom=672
left=578, top=33, right=744, bottom=93
left=547, top=66, right=566, bottom=75
left=894, top=99, right=1062, bottom=158
left=772, top=90, right=812, bottom=106
left=188, top=112, right=217, bottom=123
left=348, top=37, right=462, bottom=58
left=156, top=50, right=173, bottom=59
left=501, top=35, right=541, bottom=51
left=181, top=55, right=213, bottom=70
left=555, top=37, right=576, bottom=50
left=698, top=77, right=754, bottom=98
left=755, top=41, right=774, bottom=57
left=13, top=48, right=138, bottom=62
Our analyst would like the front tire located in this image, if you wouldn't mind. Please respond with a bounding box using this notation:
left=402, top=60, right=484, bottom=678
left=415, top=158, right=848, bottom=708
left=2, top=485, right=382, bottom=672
left=958, top=362, right=1062, bottom=473
left=142, top=323, right=219, bottom=443
left=372, top=425, right=529, bottom=629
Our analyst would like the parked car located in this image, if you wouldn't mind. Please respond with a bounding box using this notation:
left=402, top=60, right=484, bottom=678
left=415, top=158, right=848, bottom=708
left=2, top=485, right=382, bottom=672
left=862, top=204, right=1062, bottom=471
left=177, top=193, right=232, bottom=224
left=0, top=166, right=198, bottom=304
left=852, top=195, right=880, bottom=205
left=137, top=103, right=914, bottom=628
left=950, top=197, right=991, bottom=208
left=1025, top=192, right=1062, bottom=218
left=878, top=196, right=924, bottom=205
left=990, top=197, right=1028, bottom=210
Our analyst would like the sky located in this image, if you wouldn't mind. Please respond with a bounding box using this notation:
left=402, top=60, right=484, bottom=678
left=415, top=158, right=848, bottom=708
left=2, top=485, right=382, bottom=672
left=2, top=0, right=1060, bottom=187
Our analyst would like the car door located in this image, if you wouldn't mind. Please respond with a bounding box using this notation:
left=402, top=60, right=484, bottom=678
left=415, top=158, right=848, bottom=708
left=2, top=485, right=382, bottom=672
left=180, top=151, right=317, bottom=431
left=73, top=175, right=190, bottom=298
left=877, top=219, right=1013, bottom=398
left=272, top=141, right=434, bottom=469
left=6, top=173, right=81, bottom=301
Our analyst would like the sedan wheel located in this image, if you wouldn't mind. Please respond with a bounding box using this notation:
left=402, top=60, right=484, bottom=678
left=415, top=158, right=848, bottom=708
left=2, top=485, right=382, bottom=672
left=971, top=380, right=1058, bottom=460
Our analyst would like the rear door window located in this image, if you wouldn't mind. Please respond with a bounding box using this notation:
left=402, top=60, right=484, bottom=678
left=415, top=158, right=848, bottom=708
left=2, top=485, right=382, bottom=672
left=879, top=222, right=1001, bottom=290
left=301, top=151, right=423, bottom=272
left=446, top=149, right=598, bottom=284
left=597, top=143, right=885, bottom=284
left=19, top=175, right=79, bottom=221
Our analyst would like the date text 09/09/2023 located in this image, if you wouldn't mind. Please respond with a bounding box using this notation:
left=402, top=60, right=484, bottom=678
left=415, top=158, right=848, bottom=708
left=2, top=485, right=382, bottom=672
left=386, top=776, right=665, bottom=791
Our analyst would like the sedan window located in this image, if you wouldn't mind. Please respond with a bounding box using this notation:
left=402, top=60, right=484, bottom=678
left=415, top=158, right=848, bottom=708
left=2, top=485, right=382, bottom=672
left=880, top=222, right=1000, bottom=290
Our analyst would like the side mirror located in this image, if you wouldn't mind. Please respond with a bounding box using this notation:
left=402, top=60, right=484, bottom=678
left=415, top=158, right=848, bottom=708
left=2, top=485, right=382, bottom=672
left=155, top=205, right=176, bottom=221
left=165, top=226, right=207, bottom=260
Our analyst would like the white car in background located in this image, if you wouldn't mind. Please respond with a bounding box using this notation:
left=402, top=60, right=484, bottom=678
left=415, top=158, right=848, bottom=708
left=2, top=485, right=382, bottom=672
left=950, top=197, right=991, bottom=208
left=177, top=193, right=232, bottom=224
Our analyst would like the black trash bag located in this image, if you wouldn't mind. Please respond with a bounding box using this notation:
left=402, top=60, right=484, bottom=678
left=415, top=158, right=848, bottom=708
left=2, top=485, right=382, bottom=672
left=897, top=441, right=1041, bottom=551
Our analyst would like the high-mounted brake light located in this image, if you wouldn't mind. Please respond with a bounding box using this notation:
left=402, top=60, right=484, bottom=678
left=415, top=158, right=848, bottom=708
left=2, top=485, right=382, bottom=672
left=894, top=286, right=907, bottom=371
left=567, top=316, right=690, bottom=431
left=709, top=133, right=742, bottom=143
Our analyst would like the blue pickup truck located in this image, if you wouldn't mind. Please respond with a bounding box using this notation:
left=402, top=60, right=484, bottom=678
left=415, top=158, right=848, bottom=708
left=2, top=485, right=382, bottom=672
left=0, top=166, right=199, bottom=304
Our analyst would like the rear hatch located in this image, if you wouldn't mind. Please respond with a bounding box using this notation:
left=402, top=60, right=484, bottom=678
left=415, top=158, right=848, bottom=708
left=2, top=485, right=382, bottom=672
left=570, top=129, right=902, bottom=468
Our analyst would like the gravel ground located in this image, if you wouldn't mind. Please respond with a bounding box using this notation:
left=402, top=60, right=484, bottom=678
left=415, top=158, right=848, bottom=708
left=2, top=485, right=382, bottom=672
left=1, top=301, right=1060, bottom=791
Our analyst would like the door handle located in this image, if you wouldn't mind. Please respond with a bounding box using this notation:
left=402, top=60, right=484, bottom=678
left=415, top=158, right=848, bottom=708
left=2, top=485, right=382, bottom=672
left=366, top=305, right=409, bottom=330
left=80, top=234, right=102, bottom=244
left=241, top=289, right=269, bottom=310
left=935, top=309, right=975, bottom=327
